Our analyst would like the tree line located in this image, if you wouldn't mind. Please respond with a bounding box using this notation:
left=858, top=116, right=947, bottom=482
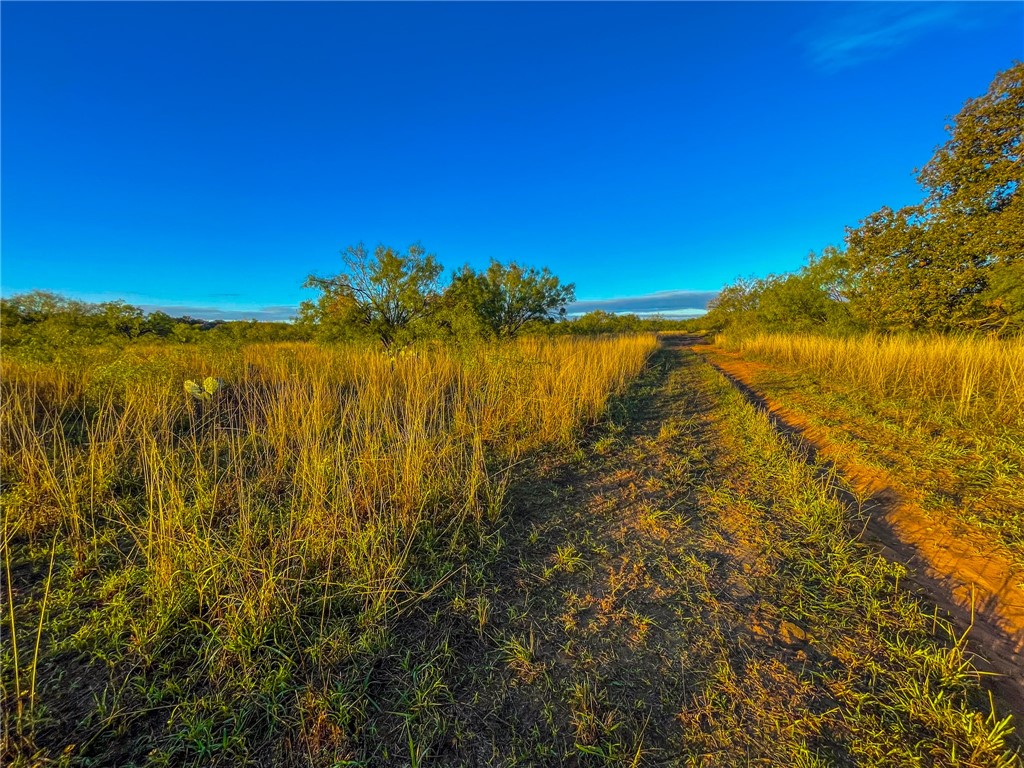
left=299, top=247, right=694, bottom=342
left=703, top=61, right=1023, bottom=337
left=0, top=292, right=308, bottom=354
left=2, top=252, right=690, bottom=358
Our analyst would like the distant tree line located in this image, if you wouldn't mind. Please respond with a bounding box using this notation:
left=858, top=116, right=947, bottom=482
left=548, top=310, right=694, bottom=335
left=703, top=61, right=1023, bottom=337
left=0, top=291, right=309, bottom=357
left=3, top=250, right=687, bottom=358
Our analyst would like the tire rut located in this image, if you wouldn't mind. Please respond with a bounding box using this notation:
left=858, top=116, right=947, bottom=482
left=688, top=337, right=1024, bottom=720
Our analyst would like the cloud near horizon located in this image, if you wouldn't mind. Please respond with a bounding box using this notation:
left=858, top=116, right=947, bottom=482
left=567, top=290, right=718, bottom=318
left=140, top=304, right=299, bottom=322
left=139, top=289, right=719, bottom=323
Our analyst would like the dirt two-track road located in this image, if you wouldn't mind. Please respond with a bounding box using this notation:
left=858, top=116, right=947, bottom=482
left=397, top=335, right=1022, bottom=765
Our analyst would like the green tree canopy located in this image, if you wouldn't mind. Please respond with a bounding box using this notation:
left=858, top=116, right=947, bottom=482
left=979, top=261, right=1024, bottom=334
left=447, top=260, right=575, bottom=339
left=703, top=250, right=856, bottom=335
left=100, top=301, right=145, bottom=339
left=843, top=61, right=1023, bottom=332
left=301, top=243, right=443, bottom=346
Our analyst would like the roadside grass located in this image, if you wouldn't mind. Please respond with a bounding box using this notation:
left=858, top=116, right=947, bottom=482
left=725, top=333, right=1024, bottom=423
left=0, top=335, right=656, bottom=766
left=712, top=333, right=1024, bottom=566
left=690, top=356, right=1018, bottom=765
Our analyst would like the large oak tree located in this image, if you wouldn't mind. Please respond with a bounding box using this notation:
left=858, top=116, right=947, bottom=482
left=843, top=62, right=1023, bottom=332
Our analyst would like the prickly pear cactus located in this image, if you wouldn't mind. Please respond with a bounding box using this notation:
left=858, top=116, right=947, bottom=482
left=184, top=377, right=223, bottom=401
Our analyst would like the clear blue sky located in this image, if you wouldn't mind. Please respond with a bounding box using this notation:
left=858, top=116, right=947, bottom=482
left=2, top=2, right=1021, bottom=319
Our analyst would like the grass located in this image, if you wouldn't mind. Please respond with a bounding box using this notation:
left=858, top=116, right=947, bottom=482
left=713, top=332, right=1024, bottom=564
left=4, top=332, right=1020, bottom=765
left=726, top=332, right=1024, bottom=424
left=687, top=356, right=1016, bottom=765
left=1, top=335, right=656, bottom=765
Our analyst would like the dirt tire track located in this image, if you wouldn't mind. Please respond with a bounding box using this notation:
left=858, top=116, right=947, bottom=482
left=682, top=338, right=1024, bottom=719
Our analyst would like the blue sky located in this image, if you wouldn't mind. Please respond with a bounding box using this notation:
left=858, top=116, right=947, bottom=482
left=2, top=2, right=1021, bottom=320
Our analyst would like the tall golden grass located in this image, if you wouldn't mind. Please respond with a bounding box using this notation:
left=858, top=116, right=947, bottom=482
left=1, top=335, right=656, bottom=730
left=725, top=333, right=1024, bottom=423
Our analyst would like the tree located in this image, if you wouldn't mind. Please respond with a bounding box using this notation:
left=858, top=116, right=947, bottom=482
left=100, top=301, right=144, bottom=339
left=302, top=243, right=443, bottom=346
left=918, top=63, right=1022, bottom=232
left=703, top=276, right=777, bottom=333
left=702, top=249, right=857, bottom=335
left=447, top=260, right=575, bottom=339
left=0, top=291, right=110, bottom=350
left=143, top=311, right=177, bottom=338
left=979, top=261, right=1024, bottom=334
left=842, top=62, right=1024, bottom=332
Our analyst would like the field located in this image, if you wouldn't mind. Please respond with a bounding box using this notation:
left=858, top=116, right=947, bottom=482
left=3, top=333, right=1023, bottom=766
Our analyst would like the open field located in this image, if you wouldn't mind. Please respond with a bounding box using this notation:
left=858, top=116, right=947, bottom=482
left=2, top=336, right=656, bottom=765
left=3, top=334, right=1022, bottom=766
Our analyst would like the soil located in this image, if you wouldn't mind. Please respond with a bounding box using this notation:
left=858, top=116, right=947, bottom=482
left=692, top=338, right=1024, bottom=718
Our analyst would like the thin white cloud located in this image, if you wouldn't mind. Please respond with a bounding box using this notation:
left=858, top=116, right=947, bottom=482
left=802, top=3, right=967, bottom=73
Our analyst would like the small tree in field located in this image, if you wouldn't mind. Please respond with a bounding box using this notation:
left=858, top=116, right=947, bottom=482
left=302, top=243, right=443, bottom=346
left=447, top=260, right=575, bottom=339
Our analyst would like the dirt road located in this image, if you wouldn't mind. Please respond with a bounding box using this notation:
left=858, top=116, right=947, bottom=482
left=410, top=338, right=1020, bottom=764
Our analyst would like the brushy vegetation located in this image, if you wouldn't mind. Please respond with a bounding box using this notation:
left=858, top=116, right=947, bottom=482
left=1, top=335, right=656, bottom=765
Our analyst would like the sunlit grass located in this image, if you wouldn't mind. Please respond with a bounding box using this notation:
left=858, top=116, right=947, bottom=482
left=723, top=332, right=1024, bottom=425
left=714, top=332, right=1024, bottom=562
left=0, top=334, right=656, bottom=763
